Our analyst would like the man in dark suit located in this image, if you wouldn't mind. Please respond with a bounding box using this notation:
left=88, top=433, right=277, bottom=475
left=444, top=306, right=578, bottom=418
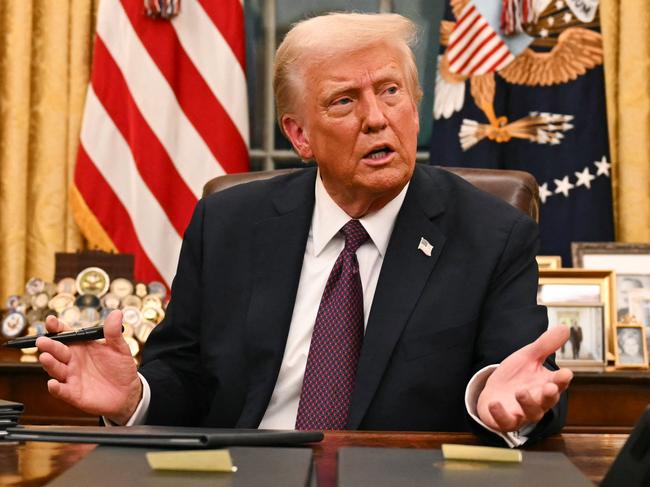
left=36, top=12, right=572, bottom=446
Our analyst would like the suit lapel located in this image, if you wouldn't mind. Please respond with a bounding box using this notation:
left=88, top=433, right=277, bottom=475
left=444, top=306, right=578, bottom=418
left=236, top=169, right=316, bottom=428
left=347, top=166, right=448, bottom=428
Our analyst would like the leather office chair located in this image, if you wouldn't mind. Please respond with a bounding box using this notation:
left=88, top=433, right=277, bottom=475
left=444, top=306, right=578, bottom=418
left=203, top=166, right=540, bottom=222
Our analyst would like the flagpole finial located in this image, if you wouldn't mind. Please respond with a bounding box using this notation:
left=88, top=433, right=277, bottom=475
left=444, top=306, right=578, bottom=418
left=144, top=0, right=180, bottom=20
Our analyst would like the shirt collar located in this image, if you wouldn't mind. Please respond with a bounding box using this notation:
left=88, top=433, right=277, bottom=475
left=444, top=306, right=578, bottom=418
left=312, top=171, right=409, bottom=257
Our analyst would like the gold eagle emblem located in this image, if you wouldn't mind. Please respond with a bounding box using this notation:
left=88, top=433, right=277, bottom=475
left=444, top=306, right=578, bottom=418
left=435, top=0, right=603, bottom=150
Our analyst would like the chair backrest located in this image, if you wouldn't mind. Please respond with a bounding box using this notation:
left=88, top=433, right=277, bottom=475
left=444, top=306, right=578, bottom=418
left=203, top=166, right=540, bottom=222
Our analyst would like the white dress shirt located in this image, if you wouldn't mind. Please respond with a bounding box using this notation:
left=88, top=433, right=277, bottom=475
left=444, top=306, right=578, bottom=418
left=117, top=173, right=532, bottom=447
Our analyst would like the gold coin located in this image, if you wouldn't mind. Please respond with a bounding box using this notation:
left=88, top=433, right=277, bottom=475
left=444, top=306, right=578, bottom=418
left=141, top=306, right=162, bottom=324
left=57, top=277, right=77, bottom=295
left=122, top=323, right=135, bottom=339
left=2, top=312, right=27, bottom=338
left=75, top=267, right=110, bottom=297
left=124, top=336, right=140, bottom=357
left=101, top=293, right=121, bottom=310
left=135, top=282, right=148, bottom=298
left=121, top=295, right=142, bottom=309
left=142, top=294, right=162, bottom=310
left=44, top=282, right=58, bottom=298
left=48, top=293, right=75, bottom=314
left=147, top=281, right=167, bottom=300
left=110, top=278, right=134, bottom=299
left=121, top=306, right=143, bottom=328
left=59, top=306, right=81, bottom=328
left=31, top=292, right=50, bottom=310
left=135, top=320, right=156, bottom=344
left=26, top=278, right=45, bottom=296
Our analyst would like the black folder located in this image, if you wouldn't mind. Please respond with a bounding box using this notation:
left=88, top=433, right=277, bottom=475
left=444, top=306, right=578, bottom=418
left=5, top=425, right=323, bottom=448
left=46, top=445, right=313, bottom=487
left=0, top=399, right=24, bottom=413
left=338, top=447, right=595, bottom=487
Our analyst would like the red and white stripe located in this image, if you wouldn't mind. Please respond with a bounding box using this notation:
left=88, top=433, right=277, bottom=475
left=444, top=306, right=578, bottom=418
left=446, top=3, right=514, bottom=77
left=73, top=0, right=248, bottom=287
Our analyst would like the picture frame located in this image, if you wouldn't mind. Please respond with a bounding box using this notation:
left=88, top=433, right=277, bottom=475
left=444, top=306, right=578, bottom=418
left=614, top=318, right=649, bottom=369
left=536, top=255, right=562, bottom=270
left=572, top=242, right=650, bottom=354
left=546, top=303, right=606, bottom=369
left=538, top=269, right=615, bottom=358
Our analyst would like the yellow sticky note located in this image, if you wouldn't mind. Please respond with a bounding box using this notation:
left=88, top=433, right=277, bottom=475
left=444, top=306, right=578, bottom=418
left=441, top=444, right=522, bottom=463
left=146, top=449, right=237, bottom=472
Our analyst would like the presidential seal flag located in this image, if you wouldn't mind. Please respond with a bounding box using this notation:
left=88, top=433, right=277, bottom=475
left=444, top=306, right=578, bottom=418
left=71, top=0, right=249, bottom=287
left=430, top=0, right=613, bottom=264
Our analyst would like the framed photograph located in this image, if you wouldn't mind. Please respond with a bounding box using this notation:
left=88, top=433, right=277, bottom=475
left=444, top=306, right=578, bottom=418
left=614, top=320, right=649, bottom=369
left=536, top=255, right=562, bottom=270
left=538, top=269, right=615, bottom=357
left=546, top=304, right=606, bottom=369
left=572, top=242, right=650, bottom=353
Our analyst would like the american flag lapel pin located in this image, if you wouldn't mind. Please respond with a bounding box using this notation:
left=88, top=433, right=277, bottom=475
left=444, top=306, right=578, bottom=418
left=418, top=237, right=433, bottom=257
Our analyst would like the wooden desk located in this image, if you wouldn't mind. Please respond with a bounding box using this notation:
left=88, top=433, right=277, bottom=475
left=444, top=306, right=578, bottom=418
left=0, top=432, right=626, bottom=486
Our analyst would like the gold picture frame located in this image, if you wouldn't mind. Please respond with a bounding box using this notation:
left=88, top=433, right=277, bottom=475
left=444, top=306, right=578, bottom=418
left=538, top=269, right=616, bottom=358
left=536, top=255, right=562, bottom=270
left=614, top=318, right=649, bottom=369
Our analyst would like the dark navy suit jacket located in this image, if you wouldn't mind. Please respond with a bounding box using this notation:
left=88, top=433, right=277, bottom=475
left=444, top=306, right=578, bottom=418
left=139, top=164, right=566, bottom=444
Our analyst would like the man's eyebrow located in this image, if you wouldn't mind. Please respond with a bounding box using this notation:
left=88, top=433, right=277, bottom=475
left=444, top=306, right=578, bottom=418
left=319, top=68, right=404, bottom=98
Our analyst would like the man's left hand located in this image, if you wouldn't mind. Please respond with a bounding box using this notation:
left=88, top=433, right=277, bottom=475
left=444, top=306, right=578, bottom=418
left=477, top=326, right=573, bottom=432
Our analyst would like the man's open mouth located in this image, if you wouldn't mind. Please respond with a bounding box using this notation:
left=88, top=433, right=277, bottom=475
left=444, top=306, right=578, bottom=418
left=364, top=146, right=394, bottom=160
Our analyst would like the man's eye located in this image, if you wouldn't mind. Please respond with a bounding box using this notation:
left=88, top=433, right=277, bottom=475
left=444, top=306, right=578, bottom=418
left=333, top=97, right=352, bottom=106
left=385, top=86, right=398, bottom=95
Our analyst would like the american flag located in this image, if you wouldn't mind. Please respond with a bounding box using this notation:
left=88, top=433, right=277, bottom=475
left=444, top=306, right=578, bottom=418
left=447, top=3, right=514, bottom=76
left=71, top=0, right=248, bottom=287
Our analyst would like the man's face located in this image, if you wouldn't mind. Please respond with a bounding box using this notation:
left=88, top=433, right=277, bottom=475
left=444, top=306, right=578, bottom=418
left=282, top=43, right=420, bottom=216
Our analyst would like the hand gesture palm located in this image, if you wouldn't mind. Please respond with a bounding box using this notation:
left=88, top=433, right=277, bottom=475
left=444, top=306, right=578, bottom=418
left=477, top=325, right=573, bottom=432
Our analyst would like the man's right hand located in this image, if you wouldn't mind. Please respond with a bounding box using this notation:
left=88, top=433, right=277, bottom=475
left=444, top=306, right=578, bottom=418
left=36, top=309, right=142, bottom=425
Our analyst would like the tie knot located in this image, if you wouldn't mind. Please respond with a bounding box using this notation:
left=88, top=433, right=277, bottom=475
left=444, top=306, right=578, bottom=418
left=341, top=220, right=369, bottom=254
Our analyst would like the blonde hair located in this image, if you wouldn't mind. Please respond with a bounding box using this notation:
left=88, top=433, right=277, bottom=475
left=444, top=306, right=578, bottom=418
left=273, top=12, right=423, bottom=128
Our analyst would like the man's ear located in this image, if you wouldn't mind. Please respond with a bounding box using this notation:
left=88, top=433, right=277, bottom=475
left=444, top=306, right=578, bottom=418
left=281, top=115, right=313, bottom=160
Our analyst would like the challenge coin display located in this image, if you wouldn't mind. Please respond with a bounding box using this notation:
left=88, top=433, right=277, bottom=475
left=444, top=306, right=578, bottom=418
left=2, top=269, right=167, bottom=356
left=75, top=267, right=110, bottom=297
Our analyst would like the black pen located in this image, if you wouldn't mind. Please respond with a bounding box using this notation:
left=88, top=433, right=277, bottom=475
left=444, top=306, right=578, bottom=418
left=3, top=325, right=110, bottom=349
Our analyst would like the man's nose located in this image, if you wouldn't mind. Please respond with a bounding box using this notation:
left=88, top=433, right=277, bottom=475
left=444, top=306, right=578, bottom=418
left=360, top=94, right=388, bottom=133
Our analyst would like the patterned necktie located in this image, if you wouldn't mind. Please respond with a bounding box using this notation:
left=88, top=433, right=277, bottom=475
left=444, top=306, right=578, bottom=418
left=295, top=219, right=370, bottom=430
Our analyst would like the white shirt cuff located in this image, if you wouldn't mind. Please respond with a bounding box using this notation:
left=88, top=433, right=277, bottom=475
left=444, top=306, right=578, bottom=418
left=102, top=372, right=151, bottom=426
left=465, top=364, right=535, bottom=448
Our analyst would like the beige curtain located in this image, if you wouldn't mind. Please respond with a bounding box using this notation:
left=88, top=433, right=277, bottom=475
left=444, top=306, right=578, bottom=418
left=0, top=0, right=99, bottom=299
left=601, top=0, right=650, bottom=241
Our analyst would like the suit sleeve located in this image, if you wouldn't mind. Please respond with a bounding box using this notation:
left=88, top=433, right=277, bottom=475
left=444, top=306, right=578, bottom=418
left=138, top=198, right=215, bottom=426
left=467, top=213, right=568, bottom=445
